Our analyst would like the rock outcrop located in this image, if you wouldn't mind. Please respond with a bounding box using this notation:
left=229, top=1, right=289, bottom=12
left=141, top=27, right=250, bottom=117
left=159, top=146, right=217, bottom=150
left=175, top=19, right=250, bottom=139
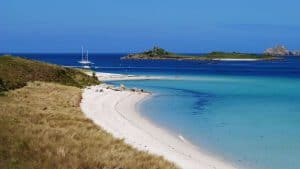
left=264, top=45, right=300, bottom=56
left=292, top=51, right=300, bottom=56
left=264, top=45, right=291, bottom=56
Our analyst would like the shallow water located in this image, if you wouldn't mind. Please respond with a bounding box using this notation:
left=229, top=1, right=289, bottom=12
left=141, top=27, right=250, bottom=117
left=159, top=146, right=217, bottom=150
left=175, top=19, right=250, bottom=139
left=112, top=76, right=300, bottom=169
left=15, top=53, right=300, bottom=169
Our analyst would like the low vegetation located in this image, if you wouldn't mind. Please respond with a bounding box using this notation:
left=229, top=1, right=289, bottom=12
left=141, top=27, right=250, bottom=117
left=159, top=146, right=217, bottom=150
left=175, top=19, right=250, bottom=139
left=0, top=55, right=178, bottom=169
left=123, top=47, right=182, bottom=60
left=143, top=46, right=172, bottom=56
left=200, top=52, right=275, bottom=60
left=123, top=47, right=277, bottom=61
left=0, top=82, right=178, bottom=169
left=0, top=55, right=99, bottom=93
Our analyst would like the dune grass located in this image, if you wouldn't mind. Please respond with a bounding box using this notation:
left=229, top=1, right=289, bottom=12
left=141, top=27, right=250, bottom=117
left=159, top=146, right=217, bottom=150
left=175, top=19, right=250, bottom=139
left=0, top=82, right=178, bottom=169
left=0, top=55, right=100, bottom=92
left=0, top=56, right=177, bottom=169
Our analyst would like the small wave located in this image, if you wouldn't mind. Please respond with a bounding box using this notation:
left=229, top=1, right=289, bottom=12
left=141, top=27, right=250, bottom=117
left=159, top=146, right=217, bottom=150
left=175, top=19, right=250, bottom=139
left=178, top=135, right=187, bottom=143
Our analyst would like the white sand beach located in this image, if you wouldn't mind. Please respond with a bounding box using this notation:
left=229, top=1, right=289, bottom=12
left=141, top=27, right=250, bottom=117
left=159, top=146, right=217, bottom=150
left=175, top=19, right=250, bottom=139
left=90, top=72, right=168, bottom=81
left=212, top=58, right=259, bottom=61
left=80, top=83, right=237, bottom=169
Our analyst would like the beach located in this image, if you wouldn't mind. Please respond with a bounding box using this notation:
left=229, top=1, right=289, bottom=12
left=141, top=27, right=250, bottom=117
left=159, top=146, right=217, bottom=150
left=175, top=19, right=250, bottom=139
left=212, top=58, right=259, bottom=61
left=3, top=0, right=300, bottom=168
left=89, top=72, right=169, bottom=81
left=80, top=80, right=237, bottom=169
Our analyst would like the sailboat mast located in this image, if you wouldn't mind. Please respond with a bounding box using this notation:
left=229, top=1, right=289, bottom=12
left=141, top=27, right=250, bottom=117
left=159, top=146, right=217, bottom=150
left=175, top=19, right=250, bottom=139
left=81, top=46, right=84, bottom=61
left=86, top=50, right=89, bottom=61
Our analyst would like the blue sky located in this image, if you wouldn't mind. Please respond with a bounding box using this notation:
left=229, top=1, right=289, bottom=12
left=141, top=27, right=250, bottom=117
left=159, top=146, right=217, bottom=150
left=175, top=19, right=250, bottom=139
left=1, top=0, right=300, bottom=53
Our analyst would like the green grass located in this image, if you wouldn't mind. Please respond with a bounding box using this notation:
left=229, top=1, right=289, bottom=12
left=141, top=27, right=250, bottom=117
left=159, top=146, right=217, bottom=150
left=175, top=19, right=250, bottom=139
left=200, top=52, right=274, bottom=59
left=0, top=82, right=178, bottom=169
left=142, top=46, right=172, bottom=56
left=0, top=55, right=100, bottom=92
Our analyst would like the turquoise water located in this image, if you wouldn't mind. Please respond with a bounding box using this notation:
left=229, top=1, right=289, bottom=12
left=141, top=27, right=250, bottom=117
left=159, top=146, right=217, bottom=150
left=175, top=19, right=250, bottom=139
left=18, top=54, right=300, bottom=169
left=111, top=75, right=300, bottom=169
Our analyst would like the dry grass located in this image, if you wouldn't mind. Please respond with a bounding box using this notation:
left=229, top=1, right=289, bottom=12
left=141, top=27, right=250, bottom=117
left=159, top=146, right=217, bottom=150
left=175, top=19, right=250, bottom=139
left=0, top=82, right=178, bottom=169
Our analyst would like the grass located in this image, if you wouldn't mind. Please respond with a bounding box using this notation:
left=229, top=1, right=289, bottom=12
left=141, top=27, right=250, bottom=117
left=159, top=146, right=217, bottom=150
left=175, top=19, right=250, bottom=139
left=0, top=82, right=178, bottom=169
left=200, top=52, right=274, bottom=59
left=0, top=55, right=100, bottom=92
left=0, top=56, right=177, bottom=169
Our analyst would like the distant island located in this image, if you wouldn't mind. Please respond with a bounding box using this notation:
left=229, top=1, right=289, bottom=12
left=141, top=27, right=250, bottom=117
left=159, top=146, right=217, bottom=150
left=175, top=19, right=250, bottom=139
left=122, top=47, right=277, bottom=61
left=264, top=45, right=300, bottom=56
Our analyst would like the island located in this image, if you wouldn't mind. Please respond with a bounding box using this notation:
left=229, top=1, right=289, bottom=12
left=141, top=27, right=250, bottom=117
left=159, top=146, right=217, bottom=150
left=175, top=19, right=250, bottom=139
left=122, top=47, right=278, bottom=61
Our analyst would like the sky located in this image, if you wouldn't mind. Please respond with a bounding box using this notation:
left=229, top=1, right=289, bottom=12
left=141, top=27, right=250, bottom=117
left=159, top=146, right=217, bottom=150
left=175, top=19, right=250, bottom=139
left=1, top=0, right=300, bottom=53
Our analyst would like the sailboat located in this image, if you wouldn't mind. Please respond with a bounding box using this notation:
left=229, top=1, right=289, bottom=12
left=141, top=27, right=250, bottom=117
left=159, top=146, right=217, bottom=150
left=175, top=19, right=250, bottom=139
left=79, top=46, right=92, bottom=69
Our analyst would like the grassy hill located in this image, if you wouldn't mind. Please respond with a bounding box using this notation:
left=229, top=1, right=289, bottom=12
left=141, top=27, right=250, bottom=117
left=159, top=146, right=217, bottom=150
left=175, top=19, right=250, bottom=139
left=0, top=82, right=177, bottom=169
left=0, top=55, right=177, bottom=169
left=0, top=55, right=99, bottom=93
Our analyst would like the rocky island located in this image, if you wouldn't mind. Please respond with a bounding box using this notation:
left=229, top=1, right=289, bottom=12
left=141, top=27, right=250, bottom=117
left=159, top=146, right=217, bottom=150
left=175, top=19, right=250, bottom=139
left=123, top=47, right=277, bottom=61
left=264, top=45, right=300, bottom=56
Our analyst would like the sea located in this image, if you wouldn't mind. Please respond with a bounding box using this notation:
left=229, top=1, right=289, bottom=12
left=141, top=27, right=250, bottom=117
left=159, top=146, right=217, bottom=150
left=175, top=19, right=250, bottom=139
left=9, top=53, right=300, bottom=169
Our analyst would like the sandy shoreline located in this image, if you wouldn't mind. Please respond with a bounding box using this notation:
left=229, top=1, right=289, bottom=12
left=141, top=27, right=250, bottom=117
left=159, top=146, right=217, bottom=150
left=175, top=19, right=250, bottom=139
left=212, top=58, right=259, bottom=61
left=81, top=83, right=237, bottom=169
left=88, top=72, right=169, bottom=81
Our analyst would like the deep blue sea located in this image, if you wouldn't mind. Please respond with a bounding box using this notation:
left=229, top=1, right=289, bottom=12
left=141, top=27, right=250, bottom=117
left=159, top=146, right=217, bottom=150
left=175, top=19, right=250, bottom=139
left=8, top=53, right=300, bottom=169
